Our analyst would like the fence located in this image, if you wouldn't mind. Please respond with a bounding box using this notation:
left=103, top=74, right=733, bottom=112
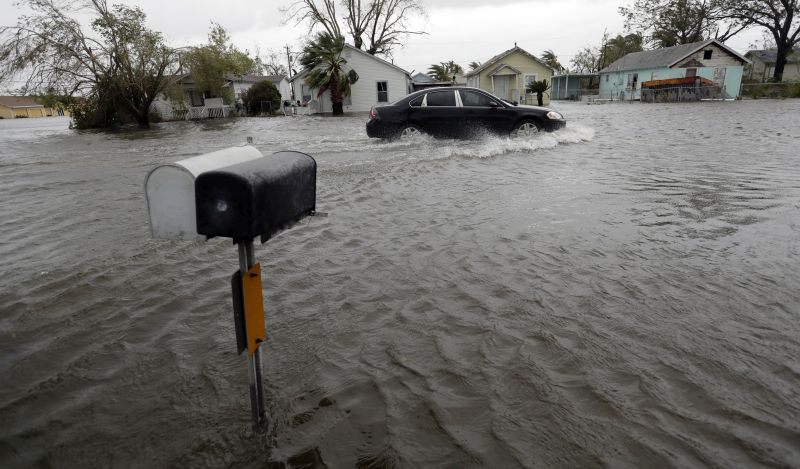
left=740, top=82, right=800, bottom=99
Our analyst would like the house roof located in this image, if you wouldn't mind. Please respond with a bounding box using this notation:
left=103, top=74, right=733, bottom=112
left=291, top=44, right=411, bottom=83
left=412, top=72, right=437, bottom=83
left=745, top=49, right=800, bottom=65
left=600, top=39, right=749, bottom=74
left=488, top=64, right=523, bottom=76
left=229, top=74, right=288, bottom=84
left=0, top=96, right=44, bottom=108
left=465, top=46, right=553, bottom=77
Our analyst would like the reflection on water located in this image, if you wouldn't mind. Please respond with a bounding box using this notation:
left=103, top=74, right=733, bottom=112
left=1, top=100, right=800, bottom=468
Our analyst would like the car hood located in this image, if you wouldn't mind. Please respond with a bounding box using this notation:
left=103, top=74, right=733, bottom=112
left=514, top=104, right=553, bottom=112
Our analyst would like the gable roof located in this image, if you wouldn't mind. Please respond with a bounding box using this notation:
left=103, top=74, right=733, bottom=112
left=745, top=49, right=800, bottom=65
left=291, top=44, right=410, bottom=83
left=600, top=39, right=749, bottom=74
left=0, top=96, right=44, bottom=108
left=411, top=72, right=437, bottom=83
left=228, top=74, right=289, bottom=84
left=465, top=46, right=552, bottom=77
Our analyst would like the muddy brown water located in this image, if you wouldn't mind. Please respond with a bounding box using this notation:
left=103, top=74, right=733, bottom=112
left=1, top=100, right=799, bottom=468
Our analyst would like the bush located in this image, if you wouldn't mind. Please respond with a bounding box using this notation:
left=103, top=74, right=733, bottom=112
left=241, top=80, right=282, bottom=116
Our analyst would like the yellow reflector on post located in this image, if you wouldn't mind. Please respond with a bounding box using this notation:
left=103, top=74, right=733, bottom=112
left=242, top=263, right=266, bottom=356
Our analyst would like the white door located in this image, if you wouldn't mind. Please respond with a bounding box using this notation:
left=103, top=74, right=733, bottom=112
left=494, top=76, right=509, bottom=99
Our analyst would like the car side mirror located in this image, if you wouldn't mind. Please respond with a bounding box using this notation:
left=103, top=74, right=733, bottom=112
left=511, top=101, right=519, bottom=106
left=488, top=101, right=500, bottom=108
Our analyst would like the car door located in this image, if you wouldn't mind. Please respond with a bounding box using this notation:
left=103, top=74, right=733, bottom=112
left=458, top=89, right=501, bottom=136
left=418, top=90, right=461, bottom=138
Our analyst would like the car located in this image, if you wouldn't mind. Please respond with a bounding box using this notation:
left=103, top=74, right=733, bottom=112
left=366, top=86, right=566, bottom=139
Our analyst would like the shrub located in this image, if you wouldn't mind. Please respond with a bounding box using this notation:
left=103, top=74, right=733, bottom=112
left=242, top=80, right=282, bottom=116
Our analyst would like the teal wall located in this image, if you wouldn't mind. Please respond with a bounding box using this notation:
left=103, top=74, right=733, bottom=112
left=599, top=66, right=744, bottom=99
left=552, top=76, right=584, bottom=100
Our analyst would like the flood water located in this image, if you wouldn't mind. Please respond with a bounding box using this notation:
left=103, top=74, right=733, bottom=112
left=1, top=100, right=799, bottom=468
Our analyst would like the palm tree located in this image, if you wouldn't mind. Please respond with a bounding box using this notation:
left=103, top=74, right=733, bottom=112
left=468, top=61, right=481, bottom=71
left=300, top=33, right=359, bottom=115
left=428, top=61, right=464, bottom=82
left=526, top=79, right=550, bottom=106
left=541, top=50, right=563, bottom=73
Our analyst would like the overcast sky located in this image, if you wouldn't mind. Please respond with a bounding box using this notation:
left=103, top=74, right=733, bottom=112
left=2, top=0, right=764, bottom=79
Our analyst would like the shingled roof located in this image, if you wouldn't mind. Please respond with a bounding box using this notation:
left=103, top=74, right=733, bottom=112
left=465, top=46, right=552, bottom=77
left=600, top=39, right=748, bottom=74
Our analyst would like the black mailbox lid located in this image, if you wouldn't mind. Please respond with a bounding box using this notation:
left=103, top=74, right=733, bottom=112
left=195, top=151, right=316, bottom=241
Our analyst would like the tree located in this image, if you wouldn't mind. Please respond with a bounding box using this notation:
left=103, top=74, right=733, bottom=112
left=283, top=0, right=426, bottom=56
left=526, top=79, right=550, bottom=106
left=468, top=61, right=482, bottom=71
left=242, top=80, right=282, bottom=115
left=620, top=0, right=748, bottom=48
left=0, top=0, right=179, bottom=128
left=721, top=0, right=799, bottom=81
left=300, top=33, right=359, bottom=115
left=427, top=61, right=463, bottom=81
left=183, top=23, right=255, bottom=104
left=541, top=50, right=564, bottom=72
left=257, top=49, right=290, bottom=76
left=571, top=45, right=603, bottom=73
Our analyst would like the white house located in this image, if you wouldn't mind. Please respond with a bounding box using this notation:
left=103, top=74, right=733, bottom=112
left=231, top=74, right=291, bottom=104
left=291, top=44, right=411, bottom=113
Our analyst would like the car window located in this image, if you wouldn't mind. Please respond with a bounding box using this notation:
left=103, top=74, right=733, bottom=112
left=425, top=91, right=456, bottom=107
left=459, top=90, right=496, bottom=107
left=409, top=95, right=424, bottom=107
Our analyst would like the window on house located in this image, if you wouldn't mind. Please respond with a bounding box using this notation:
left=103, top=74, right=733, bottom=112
left=605, top=74, right=609, bottom=82
left=703, top=50, right=713, bottom=60
left=523, top=74, right=538, bottom=94
left=189, top=90, right=204, bottom=106
left=626, top=73, right=638, bottom=90
left=686, top=68, right=697, bottom=78
left=377, top=81, right=389, bottom=102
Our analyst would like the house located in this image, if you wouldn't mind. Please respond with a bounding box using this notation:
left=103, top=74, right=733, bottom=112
left=744, top=50, right=800, bottom=82
left=464, top=45, right=554, bottom=105
left=0, top=96, right=68, bottom=118
left=411, top=72, right=452, bottom=91
left=551, top=73, right=599, bottom=100
left=151, top=73, right=291, bottom=120
left=291, top=44, right=411, bottom=113
left=599, top=39, right=750, bottom=100
left=230, top=74, right=291, bottom=104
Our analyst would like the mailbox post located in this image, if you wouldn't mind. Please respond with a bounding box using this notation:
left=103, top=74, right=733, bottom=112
left=145, top=146, right=317, bottom=429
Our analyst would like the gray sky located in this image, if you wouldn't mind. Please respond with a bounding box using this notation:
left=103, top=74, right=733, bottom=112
left=1, top=0, right=764, bottom=78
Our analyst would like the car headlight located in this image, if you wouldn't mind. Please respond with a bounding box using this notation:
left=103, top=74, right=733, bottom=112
left=546, top=111, right=563, bottom=120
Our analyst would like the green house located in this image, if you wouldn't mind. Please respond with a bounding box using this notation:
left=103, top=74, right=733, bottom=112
left=465, top=45, right=554, bottom=105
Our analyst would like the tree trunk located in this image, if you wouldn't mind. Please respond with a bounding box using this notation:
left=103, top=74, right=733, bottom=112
left=332, top=101, right=344, bottom=115
left=537, top=92, right=544, bottom=106
left=774, top=44, right=788, bottom=82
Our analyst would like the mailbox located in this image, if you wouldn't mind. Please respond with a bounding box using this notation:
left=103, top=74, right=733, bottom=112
left=195, top=151, right=316, bottom=242
left=145, top=145, right=263, bottom=240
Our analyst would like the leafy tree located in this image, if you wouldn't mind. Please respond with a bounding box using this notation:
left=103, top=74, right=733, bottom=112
left=183, top=23, right=256, bottom=104
left=620, top=0, right=747, bottom=48
left=721, top=0, right=799, bottom=81
left=242, top=80, right=282, bottom=115
left=526, top=79, right=550, bottom=106
left=283, top=0, right=426, bottom=56
left=0, top=0, right=179, bottom=128
left=300, top=33, right=359, bottom=115
left=541, top=50, right=564, bottom=72
left=468, top=61, right=482, bottom=71
left=427, top=61, right=464, bottom=81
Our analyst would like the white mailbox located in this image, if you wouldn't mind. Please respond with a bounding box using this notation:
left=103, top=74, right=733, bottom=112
left=145, top=145, right=263, bottom=240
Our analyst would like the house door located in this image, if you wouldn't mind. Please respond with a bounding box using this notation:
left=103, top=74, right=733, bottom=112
left=494, top=76, right=510, bottom=99
left=713, top=67, right=726, bottom=85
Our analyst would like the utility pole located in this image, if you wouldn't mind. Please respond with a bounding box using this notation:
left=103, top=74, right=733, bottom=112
left=285, top=45, right=295, bottom=102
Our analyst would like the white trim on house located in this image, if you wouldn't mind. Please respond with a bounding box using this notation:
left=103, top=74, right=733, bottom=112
left=667, top=39, right=751, bottom=68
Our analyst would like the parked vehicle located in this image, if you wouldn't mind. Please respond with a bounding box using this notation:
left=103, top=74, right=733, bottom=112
left=366, top=86, right=566, bottom=139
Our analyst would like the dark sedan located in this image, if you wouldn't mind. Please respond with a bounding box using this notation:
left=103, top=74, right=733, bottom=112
left=366, top=86, right=566, bottom=139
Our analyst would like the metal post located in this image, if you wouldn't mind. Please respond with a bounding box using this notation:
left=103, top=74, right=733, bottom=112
left=238, top=239, right=266, bottom=428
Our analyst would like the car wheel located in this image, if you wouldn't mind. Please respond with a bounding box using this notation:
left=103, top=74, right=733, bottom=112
left=397, top=124, right=423, bottom=139
left=511, top=120, right=541, bottom=138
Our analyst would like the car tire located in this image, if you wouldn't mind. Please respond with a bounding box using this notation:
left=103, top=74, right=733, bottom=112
left=511, top=120, right=541, bottom=138
left=397, top=124, right=423, bottom=139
